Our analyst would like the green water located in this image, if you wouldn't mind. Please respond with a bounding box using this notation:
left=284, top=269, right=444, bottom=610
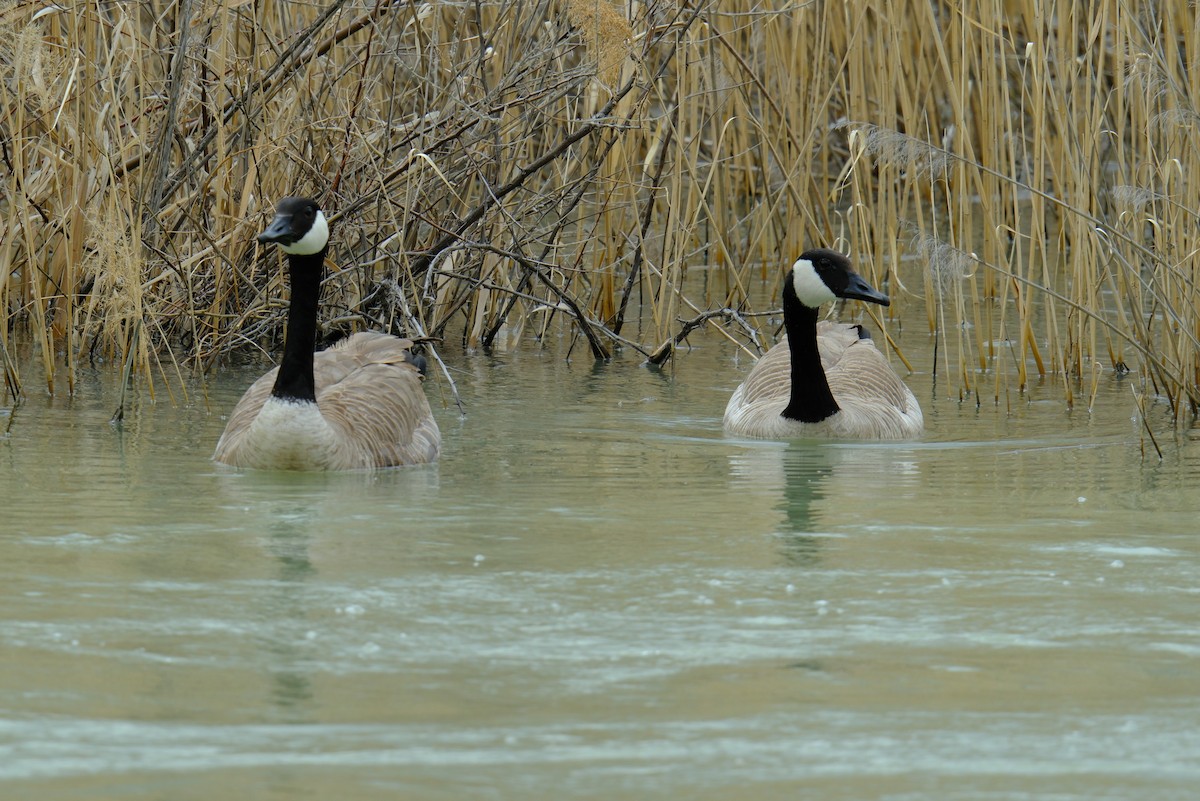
left=2, top=328, right=1198, bottom=800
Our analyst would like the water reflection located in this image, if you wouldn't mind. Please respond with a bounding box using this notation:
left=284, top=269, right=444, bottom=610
left=774, top=445, right=833, bottom=566
left=727, top=443, right=829, bottom=566
left=262, top=513, right=317, bottom=723
left=726, top=441, right=927, bottom=567
left=265, top=515, right=317, bottom=584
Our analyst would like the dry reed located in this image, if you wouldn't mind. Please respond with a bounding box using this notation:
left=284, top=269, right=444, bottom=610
left=0, top=0, right=1198, bottom=436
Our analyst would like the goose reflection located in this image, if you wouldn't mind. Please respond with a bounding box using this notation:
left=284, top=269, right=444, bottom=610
left=727, top=442, right=921, bottom=566
left=262, top=510, right=318, bottom=722
left=212, top=467, right=441, bottom=723
left=728, top=443, right=834, bottom=566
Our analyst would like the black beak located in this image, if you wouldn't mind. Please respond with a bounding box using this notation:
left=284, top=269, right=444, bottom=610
left=257, top=214, right=296, bottom=245
left=839, top=271, right=890, bottom=307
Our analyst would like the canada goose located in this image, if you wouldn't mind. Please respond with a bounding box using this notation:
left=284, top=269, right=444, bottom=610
left=213, top=197, right=440, bottom=469
left=723, top=248, right=923, bottom=440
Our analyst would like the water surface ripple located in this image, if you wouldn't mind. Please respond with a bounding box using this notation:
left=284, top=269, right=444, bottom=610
left=2, top=339, right=1198, bottom=800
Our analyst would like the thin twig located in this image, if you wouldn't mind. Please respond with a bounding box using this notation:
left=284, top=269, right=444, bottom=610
left=476, top=245, right=610, bottom=361
left=645, top=308, right=760, bottom=367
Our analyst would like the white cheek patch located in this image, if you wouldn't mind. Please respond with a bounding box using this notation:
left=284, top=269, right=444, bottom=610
left=281, top=210, right=329, bottom=255
left=791, top=257, right=837, bottom=307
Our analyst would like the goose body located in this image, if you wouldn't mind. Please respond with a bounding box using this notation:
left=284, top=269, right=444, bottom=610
left=723, top=248, right=922, bottom=440
left=214, top=197, right=440, bottom=470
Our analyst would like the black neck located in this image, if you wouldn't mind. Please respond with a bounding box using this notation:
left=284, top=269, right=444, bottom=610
left=270, top=249, right=326, bottom=403
left=780, top=287, right=840, bottom=423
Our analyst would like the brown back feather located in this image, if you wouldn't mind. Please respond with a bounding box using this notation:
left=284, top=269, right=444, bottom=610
left=313, top=332, right=439, bottom=466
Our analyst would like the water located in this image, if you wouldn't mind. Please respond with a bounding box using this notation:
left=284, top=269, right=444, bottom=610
left=2, top=329, right=1199, bottom=800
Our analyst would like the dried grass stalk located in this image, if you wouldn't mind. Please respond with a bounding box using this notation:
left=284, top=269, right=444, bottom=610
left=0, top=0, right=1197, bottom=433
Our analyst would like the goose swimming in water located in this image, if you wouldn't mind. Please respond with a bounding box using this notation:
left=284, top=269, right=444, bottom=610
left=723, top=248, right=923, bottom=440
left=214, top=197, right=441, bottom=469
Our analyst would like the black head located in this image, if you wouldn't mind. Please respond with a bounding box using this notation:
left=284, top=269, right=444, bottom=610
left=258, top=197, right=329, bottom=256
left=788, top=248, right=890, bottom=308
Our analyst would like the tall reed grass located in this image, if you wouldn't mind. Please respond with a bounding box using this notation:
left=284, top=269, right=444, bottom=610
left=1, top=0, right=1198, bottom=434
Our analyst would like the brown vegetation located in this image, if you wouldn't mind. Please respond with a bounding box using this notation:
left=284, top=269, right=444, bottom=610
left=1, top=1, right=1197, bottom=431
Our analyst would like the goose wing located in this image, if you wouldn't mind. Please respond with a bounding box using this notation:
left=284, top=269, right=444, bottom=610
left=823, top=337, right=923, bottom=438
left=824, top=339, right=912, bottom=411
left=213, top=370, right=279, bottom=464
left=815, top=321, right=866, bottom=368
left=732, top=335, right=792, bottom=408
left=313, top=332, right=441, bottom=466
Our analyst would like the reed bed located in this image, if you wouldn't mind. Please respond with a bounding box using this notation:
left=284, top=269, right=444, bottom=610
left=1, top=0, right=1198, bottom=434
